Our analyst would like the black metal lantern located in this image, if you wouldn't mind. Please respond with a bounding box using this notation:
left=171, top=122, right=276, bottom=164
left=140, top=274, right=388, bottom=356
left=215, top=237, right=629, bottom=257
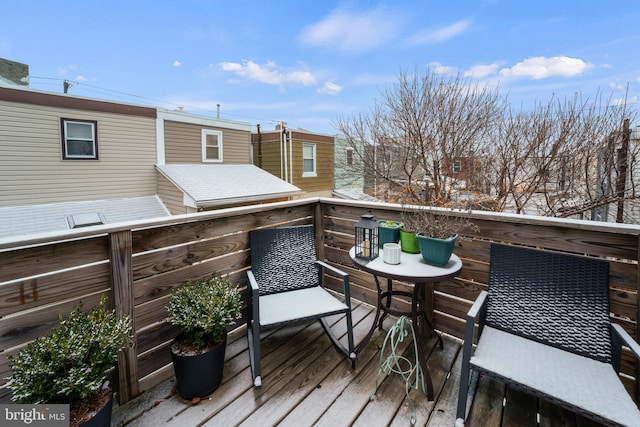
left=355, top=214, right=379, bottom=260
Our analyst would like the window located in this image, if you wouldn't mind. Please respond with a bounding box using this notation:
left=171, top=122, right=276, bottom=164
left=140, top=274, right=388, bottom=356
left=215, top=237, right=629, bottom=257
left=61, top=119, right=98, bottom=159
left=453, top=160, right=461, bottom=174
left=202, top=129, right=223, bottom=162
left=346, top=148, right=354, bottom=166
left=302, top=143, right=316, bottom=177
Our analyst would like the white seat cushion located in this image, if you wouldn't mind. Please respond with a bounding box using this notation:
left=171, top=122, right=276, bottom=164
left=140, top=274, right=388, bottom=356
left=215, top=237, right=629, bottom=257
left=259, top=286, right=348, bottom=327
left=471, top=326, right=640, bottom=427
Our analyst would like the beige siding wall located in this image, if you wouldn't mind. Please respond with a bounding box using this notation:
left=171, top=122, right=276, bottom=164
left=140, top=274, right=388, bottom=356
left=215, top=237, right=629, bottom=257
left=164, top=120, right=250, bottom=164
left=0, top=100, right=157, bottom=207
left=253, top=136, right=335, bottom=194
left=291, top=140, right=334, bottom=193
left=254, top=141, right=284, bottom=179
left=156, top=173, right=186, bottom=215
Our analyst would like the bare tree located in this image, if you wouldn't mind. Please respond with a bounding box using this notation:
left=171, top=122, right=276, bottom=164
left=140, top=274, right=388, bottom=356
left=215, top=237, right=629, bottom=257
left=334, top=66, right=504, bottom=206
left=334, top=66, right=638, bottom=221
left=486, top=92, right=636, bottom=218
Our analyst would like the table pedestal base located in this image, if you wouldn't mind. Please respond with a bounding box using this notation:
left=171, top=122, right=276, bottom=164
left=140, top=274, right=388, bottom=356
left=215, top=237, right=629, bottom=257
left=355, top=275, right=444, bottom=400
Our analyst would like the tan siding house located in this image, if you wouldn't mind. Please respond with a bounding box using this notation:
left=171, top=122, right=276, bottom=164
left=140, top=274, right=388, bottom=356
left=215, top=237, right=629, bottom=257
left=0, top=86, right=301, bottom=238
left=252, top=127, right=335, bottom=197
left=156, top=110, right=301, bottom=212
left=158, top=110, right=251, bottom=165
left=157, top=173, right=188, bottom=215
left=0, top=87, right=158, bottom=207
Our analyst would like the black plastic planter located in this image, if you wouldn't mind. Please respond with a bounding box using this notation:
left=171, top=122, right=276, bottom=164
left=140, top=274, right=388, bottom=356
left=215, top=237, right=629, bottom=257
left=171, top=332, right=227, bottom=400
left=80, top=392, right=113, bottom=427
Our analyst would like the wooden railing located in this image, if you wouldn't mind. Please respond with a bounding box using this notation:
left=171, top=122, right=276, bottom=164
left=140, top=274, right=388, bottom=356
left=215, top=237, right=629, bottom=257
left=1, top=197, right=638, bottom=405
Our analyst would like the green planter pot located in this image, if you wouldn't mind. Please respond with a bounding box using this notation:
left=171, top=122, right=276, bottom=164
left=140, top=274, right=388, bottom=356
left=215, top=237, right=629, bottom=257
left=399, top=229, right=420, bottom=254
left=378, top=220, right=403, bottom=248
left=416, top=233, right=458, bottom=266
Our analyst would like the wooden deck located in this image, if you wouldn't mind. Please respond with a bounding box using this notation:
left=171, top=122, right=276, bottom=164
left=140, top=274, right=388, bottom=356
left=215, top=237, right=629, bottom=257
left=112, top=300, right=609, bottom=427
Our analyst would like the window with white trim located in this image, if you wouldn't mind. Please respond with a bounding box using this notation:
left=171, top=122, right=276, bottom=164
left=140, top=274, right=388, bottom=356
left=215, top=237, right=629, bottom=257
left=302, top=143, right=316, bottom=177
left=202, top=129, right=223, bottom=162
left=61, top=118, right=98, bottom=160
left=453, top=160, right=461, bottom=173
left=346, top=147, right=354, bottom=166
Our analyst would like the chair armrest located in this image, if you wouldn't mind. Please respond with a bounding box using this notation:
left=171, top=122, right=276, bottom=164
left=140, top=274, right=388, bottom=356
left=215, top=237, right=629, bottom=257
left=246, top=270, right=260, bottom=322
left=315, top=260, right=352, bottom=307
left=247, top=270, right=259, bottom=291
left=611, top=323, right=640, bottom=373
left=316, top=260, right=348, bottom=278
left=467, top=291, right=488, bottom=323
left=464, top=291, right=488, bottom=348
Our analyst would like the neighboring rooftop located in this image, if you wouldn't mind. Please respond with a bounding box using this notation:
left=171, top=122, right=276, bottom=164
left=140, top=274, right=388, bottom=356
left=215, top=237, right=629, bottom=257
left=0, top=195, right=170, bottom=239
left=332, top=188, right=380, bottom=202
left=0, top=57, right=28, bottom=87
left=156, top=164, right=302, bottom=209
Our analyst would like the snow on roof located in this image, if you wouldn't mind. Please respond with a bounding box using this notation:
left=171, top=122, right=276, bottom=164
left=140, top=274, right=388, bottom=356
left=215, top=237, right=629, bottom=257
left=0, top=195, right=170, bottom=239
left=156, top=164, right=302, bottom=208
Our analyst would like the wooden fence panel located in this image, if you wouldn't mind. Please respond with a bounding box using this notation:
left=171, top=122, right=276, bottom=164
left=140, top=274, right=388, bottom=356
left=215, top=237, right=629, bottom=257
left=0, top=198, right=637, bottom=404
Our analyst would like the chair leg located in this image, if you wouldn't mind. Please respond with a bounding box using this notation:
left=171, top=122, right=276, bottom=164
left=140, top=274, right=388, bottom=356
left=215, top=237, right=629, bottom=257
left=247, top=321, right=262, bottom=388
left=319, top=317, right=356, bottom=366
left=345, top=308, right=356, bottom=367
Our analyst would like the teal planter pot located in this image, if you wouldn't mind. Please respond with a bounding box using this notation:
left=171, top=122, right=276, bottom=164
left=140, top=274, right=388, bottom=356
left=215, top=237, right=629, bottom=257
left=378, top=220, right=403, bottom=248
left=399, top=229, right=420, bottom=254
left=416, top=233, right=458, bottom=266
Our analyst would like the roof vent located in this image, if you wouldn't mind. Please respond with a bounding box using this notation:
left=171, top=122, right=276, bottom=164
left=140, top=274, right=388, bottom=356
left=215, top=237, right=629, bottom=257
left=67, top=212, right=105, bottom=229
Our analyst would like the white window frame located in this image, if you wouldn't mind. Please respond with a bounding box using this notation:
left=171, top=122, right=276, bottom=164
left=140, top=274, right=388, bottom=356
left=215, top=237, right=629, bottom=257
left=346, top=147, right=354, bottom=166
left=201, top=129, right=223, bottom=163
left=61, top=118, right=98, bottom=160
left=302, top=143, right=316, bottom=177
left=453, top=160, right=461, bottom=174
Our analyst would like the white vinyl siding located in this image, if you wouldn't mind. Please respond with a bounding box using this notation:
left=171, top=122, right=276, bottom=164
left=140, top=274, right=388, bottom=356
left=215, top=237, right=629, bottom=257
left=0, top=100, right=157, bottom=207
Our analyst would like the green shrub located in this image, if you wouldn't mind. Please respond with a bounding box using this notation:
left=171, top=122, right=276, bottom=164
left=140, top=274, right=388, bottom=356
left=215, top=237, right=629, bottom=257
left=7, top=296, right=131, bottom=408
left=166, top=274, right=242, bottom=350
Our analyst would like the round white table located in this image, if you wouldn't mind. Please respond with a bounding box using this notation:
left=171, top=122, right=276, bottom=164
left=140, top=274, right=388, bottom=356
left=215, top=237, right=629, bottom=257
left=349, top=247, right=462, bottom=400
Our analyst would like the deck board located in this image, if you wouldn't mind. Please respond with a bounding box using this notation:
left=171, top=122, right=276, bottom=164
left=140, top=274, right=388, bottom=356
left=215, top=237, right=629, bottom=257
left=112, top=301, right=612, bottom=427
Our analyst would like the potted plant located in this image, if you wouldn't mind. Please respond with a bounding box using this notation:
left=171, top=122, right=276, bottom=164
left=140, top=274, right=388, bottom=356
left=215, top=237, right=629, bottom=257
left=402, top=208, right=478, bottom=265
left=398, top=214, right=422, bottom=254
left=166, top=273, right=241, bottom=402
left=377, top=219, right=403, bottom=248
left=6, top=295, right=131, bottom=427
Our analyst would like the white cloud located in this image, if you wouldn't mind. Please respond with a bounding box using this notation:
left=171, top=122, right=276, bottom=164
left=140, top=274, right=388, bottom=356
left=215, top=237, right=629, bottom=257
left=429, top=61, right=457, bottom=75
left=220, top=60, right=316, bottom=87
left=317, top=81, right=343, bottom=95
left=75, top=75, right=87, bottom=82
left=407, top=19, right=471, bottom=45
left=57, top=64, right=77, bottom=76
left=299, top=7, right=400, bottom=54
left=500, top=56, right=593, bottom=80
left=173, top=60, right=182, bottom=67
left=464, top=63, right=500, bottom=78
left=614, top=95, right=637, bottom=106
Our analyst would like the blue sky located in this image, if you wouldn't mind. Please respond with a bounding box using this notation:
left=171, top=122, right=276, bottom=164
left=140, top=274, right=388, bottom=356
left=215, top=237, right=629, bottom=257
left=2, top=0, right=639, bottom=134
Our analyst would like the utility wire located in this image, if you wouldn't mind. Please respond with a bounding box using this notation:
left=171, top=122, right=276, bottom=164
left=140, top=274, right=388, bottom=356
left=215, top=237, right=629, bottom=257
left=28, top=76, right=286, bottom=128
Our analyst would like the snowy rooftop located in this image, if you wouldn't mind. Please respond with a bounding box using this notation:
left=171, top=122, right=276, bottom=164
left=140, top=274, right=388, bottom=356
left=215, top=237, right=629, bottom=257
left=0, top=195, right=170, bottom=239
left=156, top=164, right=302, bottom=208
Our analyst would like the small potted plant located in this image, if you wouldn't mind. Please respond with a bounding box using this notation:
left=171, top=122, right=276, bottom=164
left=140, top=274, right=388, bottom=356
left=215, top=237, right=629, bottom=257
left=166, top=273, right=242, bottom=401
left=402, top=208, right=478, bottom=265
left=377, top=219, right=403, bottom=248
left=6, top=295, right=131, bottom=427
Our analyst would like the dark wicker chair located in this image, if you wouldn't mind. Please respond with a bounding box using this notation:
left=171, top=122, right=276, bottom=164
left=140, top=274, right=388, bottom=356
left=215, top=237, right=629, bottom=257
left=246, top=225, right=356, bottom=388
left=456, top=244, right=640, bottom=427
